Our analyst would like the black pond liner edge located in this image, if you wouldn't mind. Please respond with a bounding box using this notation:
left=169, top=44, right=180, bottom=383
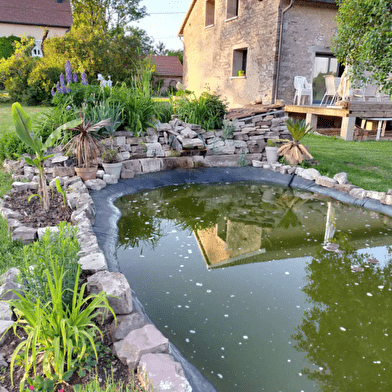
left=90, top=166, right=392, bottom=392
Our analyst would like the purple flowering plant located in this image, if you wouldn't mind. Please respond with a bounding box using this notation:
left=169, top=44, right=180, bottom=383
left=52, top=61, right=88, bottom=97
left=65, top=60, right=72, bottom=84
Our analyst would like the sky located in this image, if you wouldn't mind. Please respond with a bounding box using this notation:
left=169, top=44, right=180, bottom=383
left=129, top=0, right=191, bottom=51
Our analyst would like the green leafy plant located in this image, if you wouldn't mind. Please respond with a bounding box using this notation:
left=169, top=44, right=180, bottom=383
left=26, top=375, right=57, bottom=392
left=9, top=261, right=116, bottom=390
left=101, top=147, right=119, bottom=163
left=278, top=119, right=313, bottom=165
left=55, top=179, right=67, bottom=208
left=28, top=193, right=43, bottom=208
left=237, top=150, right=248, bottom=167
left=222, top=120, right=235, bottom=141
left=267, top=139, right=279, bottom=147
left=12, top=103, right=82, bottom=210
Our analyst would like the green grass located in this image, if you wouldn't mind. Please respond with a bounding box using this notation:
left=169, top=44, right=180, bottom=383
left=0, top=102, right=49, bottom=136
left=303, top=133, right=392, bottom=192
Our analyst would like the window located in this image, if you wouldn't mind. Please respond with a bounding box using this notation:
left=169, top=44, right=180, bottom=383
left=205, top=0, right=215, bottom=27
left=31, top=40, right=43, bottom=57
left=227, top=0, right=239, bottom=19
left=232, top=48, right=247, bottom=77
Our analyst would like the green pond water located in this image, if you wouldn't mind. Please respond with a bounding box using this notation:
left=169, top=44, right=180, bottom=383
left=115, top=183, right=392, bottom=391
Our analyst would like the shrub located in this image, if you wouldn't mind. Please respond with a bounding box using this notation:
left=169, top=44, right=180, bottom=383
left=0, top=35, right=21, bottom=60
left=174, top=91, right=227, bottom=130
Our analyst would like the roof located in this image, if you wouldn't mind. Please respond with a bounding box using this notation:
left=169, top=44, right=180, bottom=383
left=178, top=0, right=337, bottom=36
left=0, top=0, right=73, bottom=29
left=151, top=56, right=183, bottom=77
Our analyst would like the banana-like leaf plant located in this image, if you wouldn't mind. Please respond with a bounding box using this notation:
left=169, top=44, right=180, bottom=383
left=278, top=119, right=313, bottom=165
left=12, top=102, right=82, bottom=210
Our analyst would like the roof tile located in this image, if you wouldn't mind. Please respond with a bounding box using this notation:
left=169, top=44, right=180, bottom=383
left=151, top=56, right=183, bottom=77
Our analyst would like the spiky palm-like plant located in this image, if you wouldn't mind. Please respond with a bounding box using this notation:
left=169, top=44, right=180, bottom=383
left=64, top=116, right=110, bottom=168
left=278, top=119, right=313, bottom=165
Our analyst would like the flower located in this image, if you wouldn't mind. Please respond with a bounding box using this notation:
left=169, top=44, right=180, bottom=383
left=60, top=73, right=65, bottom=90
left=65, top=60, right=72, bottom=84
left=73, top=72, right=78, bottom=83
left=29, top=386, right=34, bottom=390
left=82, top=71, right=87, bottom=86
left=51, top=88, right=55, bottom=97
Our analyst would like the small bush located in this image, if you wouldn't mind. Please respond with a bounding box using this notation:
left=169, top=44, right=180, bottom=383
left=0, top=35, right=21, bottom=59
left=174, top=91, right=227, bottom=130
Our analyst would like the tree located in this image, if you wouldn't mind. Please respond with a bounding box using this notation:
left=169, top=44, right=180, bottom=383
left=71, top=0, right=147, bottom=32
left=0, top=35, right=21, bottom=59
left=332, top=0, right=392, bottom=95
left=167, top=49, right=184, bottom=64
left=154, top=41, right=167, bottom=56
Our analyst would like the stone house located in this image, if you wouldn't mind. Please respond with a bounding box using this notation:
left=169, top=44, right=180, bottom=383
left=178, top=0, right=339, bottom=107
left=150, top=56, right=183, bottom=94
left=0, top=0, right=73, bottom=57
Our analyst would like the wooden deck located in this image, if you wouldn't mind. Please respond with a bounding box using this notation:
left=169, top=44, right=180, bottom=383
left=285, top=102, right=392, bottom=140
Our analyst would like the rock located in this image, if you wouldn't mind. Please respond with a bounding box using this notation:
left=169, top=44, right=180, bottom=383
left=12, top=181, right=39, bottom=193
left=333, top=183, right=356, bottom=193
left=366, top=191, right=386, bottom=201
left=349, top=187, right=367, bottom=199
left=300, top=168, right=321, bottom=181
left=177, top=136, right=205, bottom=150
left=71, top=204, right=95, bottom=225
left=121, top=169, right=135, bottom=179
left=114, top=136, right=126, bottom=146
left=12, top=226, right=37, bottom=244
left=37, top=226, right=60, bottom=240
left=88, top=271, right=133, bottom=315
left=117, top=152, right=131, bottom=161
left=207, top=145, right=235, bottom=155
left=141, top=159, right=162, bottom=174
left=0, top=320, right=14, bottom=348
left=252, top=160, right=263, bottom=168
left=295, top=167, right=305, bottom=176
left=0, top=207, right=22, bottom=220
left=96, top=169, right=105, bottom=179
left=204, top=155, right=238, bottom=167
left=103, top=174, right=118, bottom=185
left=180, top=128, right=198, bottom=139
left=161, top=157, right=194, bottom=171
left=315, top=176, right=337, bottom=188
left=24, top=166, right=36, bottom=179
left=110, top=313, right=148, bottom=342
left=52, top=167, right=75, bottom=177
left=84, top=179, right=107, bottom=191
left=381, top=194, right=392, bottom=206
left=12, top=174, right=30, bottom=181
left=66, top=179, right=88, bottom=194
left=51, top=153, right=68, bottom=164
left=0, top=281, right=22, bottom=301
left=333, top=172, right=348, bottom=184
left=113, top=324, right=170, bottom=369
left=0, top=301, right=12, bottom=320
left=78, top=252, right=108, bottom=274
left=0, top=268, right=20, bottom=285
left=146, top=135, right=159, bottom=143
left=263, top=164, right=271, bottom=170
left=123, top=160, right=142, bottom=175
left=146, top=143, right=165, bottom=158
left=6, top=218, right=22, bottom=231
left=138, top=354, right=192, bottom=392
left=0, top=353, right=7, bottom=368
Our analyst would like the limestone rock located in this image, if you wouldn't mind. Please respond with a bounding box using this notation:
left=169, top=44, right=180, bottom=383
left=180, top=128, right=197, bottom=139
left=315, top=176, right=337, bottom=188
left=300, top=168, right=321, bottom=181
left=12, top=226, right=37, bottom=244
left=161, top=157, right=193, bottom=171
left=113, top=324, right=169, bottom=369
left=0, top=207, right=22, bottom=220
left=110, top=313, right=148, bottom=342
left=381, top=194, right=392, bottom=206
left=0, top=268, right=20, bottom=285
left=88, top=271, right=133, bottom=315
left=103, top=174, right=118, bottom=185
left=333, top=183, right=356, bottom=193
left=366, top=191, right=386, bottom=201
left=333, top=172, right=348, bottom=184
left=78, top=252, right=108, bottom=274
left=12, top=181, right=39, bottom=193
left=123, top=160, right=142, bottom=175
left=85, top=179, right=107, bottom=191
left=146, top=135, right=159, bottom=143
left=66, top=179, right=88, bottom=194
left=0, top=281, right=22, bottom=301
left=349, top=187, right=367, bottom=199
left=96, top=169, right=105, bottom=179
left=0, top=301, right=12, bottom=320
left=138, top=353, right=192, bottom=392
left=0, top=320, right=14, bottom=348
left=146, top=143, right=165, bottom=158
left=117, top=151, right=131, bottom=161
left=121, top=169, right=135, bottom=179
left=6, top=218, right=22, bottom=232
left=52, top=167, right=75, bottom=177
left=71, top=204, right=95, bottom=225
left=252, top=160, right=263, bottom=168
left=141, top=158, right=162, bottom=174
left=37, top=226, right=60, bottom=240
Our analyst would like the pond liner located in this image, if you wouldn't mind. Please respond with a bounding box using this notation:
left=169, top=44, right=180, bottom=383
left=90, top=166, right=392, bottom=392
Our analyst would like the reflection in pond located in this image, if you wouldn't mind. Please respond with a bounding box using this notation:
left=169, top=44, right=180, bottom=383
left=115, top=183, right=392, bottom=391
left=293, top=239, right=392, bottom=391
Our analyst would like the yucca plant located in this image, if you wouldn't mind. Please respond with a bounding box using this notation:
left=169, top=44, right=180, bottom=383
left=8, top=260, right=115, bottom=390
left=278, top=119, right=313, bottom=165
left=64, top=115, right=110, bottom=168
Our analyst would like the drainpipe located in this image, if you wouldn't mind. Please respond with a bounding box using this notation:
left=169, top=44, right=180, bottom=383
left=273, top=0, right=295, bottom=103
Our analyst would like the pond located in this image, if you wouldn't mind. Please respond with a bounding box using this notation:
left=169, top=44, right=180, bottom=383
left=114, top=182, right=392, bottom=392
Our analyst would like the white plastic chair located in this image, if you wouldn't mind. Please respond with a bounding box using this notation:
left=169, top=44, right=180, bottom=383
left=293, top=76, right=313, bottom=105
left=320, top=75, right=340, bottom=106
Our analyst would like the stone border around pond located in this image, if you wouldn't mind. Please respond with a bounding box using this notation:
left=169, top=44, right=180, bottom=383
left=2, top=159, right=392, bottom=392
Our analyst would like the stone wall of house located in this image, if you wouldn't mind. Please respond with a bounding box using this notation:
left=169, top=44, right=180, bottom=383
left=182, top=0, right=281, bottom=108
left=277, top=0, right=338, bottom=104
left=0, top=23, right=68, bottom=40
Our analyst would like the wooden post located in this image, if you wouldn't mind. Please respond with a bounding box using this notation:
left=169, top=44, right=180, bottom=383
left=306, top=112, right=318, bottom=130
left=341, top=117, right=356, bottom=140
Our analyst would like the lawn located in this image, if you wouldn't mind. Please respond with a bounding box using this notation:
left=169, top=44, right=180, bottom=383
left=0, top=102, right=49, bottom=135
left=303, top=133, right=392, bottom=192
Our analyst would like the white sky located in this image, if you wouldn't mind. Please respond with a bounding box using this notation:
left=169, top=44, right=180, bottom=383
left=129, top=0, right=191, bottom=51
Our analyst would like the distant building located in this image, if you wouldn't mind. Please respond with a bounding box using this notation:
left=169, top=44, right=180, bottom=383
left=150, top=55, right=183, bottom=94
left=0, top=0, right=73, bottom=57
left=179, top=0, right=339, bottom=107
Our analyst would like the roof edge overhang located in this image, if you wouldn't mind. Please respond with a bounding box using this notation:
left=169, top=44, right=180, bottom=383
left=0, top=20, right=72, bottom=29
left=178, top=0, right=197, bottom=36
